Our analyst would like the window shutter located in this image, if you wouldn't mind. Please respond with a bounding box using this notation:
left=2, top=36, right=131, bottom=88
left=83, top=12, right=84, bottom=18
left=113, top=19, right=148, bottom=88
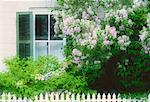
left=16, top=12, right=33, bottom=58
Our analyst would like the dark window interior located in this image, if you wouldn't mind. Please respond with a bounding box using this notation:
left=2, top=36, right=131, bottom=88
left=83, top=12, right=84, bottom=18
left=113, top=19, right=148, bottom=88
left=19, top=43, right=30, bottom=58
left=35, top=15, right=48, bottom=40
left=19, top=14, right=30, bottom=40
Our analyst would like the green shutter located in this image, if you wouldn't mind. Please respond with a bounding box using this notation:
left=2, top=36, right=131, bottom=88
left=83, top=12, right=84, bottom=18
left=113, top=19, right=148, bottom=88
left=16, top=12, right=33, bottom=58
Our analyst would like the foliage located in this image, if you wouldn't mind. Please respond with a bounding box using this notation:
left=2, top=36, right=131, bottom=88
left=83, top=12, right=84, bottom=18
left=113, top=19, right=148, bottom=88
left=0, top=56, right=91, bottom=98
left=119, top=92, right=149, bottom=101
left=55, top=0, right=150, bottom=92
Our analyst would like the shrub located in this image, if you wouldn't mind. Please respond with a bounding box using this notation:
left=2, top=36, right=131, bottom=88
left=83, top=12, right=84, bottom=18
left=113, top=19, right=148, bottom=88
left=55, top=0, right=150, bottom=92
left=0, top=56, right=91, bottom=98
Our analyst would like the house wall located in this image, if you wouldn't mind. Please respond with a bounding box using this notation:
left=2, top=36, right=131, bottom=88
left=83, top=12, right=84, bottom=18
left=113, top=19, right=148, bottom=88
left=0, top=0, right=57, bottom=71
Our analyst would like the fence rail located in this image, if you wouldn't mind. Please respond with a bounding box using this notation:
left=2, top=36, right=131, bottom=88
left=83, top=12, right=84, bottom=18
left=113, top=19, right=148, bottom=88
left=0, top=92, right=150, bottom=102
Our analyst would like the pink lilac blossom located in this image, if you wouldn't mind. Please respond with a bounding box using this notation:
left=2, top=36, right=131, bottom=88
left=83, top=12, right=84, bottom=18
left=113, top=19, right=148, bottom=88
left=72, top=49, right=82, bottom=56
left=103, top=40, right=113, bottom=46
left=73, top=57, right=81, bottom=64
left=105, top=25, right=117, bottom=38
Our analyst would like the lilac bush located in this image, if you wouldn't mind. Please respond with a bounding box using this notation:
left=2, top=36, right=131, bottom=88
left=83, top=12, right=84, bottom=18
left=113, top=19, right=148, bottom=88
left=55, top=0, right=150, bottom=91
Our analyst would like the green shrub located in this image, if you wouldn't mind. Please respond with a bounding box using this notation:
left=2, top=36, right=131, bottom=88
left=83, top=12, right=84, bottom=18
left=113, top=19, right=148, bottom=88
left=55, top=0, right=150, bottom=94
left=0, top=56, right=91, bottom=98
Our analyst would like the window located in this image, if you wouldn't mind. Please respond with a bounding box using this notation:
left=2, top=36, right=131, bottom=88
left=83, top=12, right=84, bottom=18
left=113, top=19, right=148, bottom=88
left=16, top=12, right=65, bottom=61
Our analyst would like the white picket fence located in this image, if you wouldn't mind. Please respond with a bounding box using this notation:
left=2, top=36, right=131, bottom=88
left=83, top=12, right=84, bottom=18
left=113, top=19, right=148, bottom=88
left=0, top=92, right=150, bottom=102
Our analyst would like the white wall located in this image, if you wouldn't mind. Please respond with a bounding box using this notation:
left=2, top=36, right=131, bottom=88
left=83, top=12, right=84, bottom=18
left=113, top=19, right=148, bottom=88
left=0, top=0, right=57, bottom=71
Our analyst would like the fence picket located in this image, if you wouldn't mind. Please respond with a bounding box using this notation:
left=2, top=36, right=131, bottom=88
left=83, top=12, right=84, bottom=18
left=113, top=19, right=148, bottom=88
left=82, top=93, right=85, bottom=102
left=107, top=93, right=111, bottom=102
left=45, top=93, right=49, bottom=102
left=102, top=93, right=106, bottom=101
left=87, top=93, right=90, bottom=102
left=39, top=93, right=43, bottom=102
left=7, top=93, right=12, bottom=102
left=55, top=93, right=59, bottom=102
left=97, top=93, right=101, bottom=101
left=0, top=92, right=149, bottom=102
left=23, top=97, right=28, bottom=102
left=12, top=95, right=17, bottom=102
left=92, top=94, right=96, bottom=102
left=2, top=93, right=5, bottom=102
left=60, top=93, right=64, bottom=101
left=50, top=92, right=54, bottom=102
left=112, top=93, right=117, bottom=102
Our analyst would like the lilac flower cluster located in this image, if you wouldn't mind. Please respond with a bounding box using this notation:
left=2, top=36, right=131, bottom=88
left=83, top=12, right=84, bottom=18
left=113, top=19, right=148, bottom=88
left=82, top=6, right=103, bottom=24
left=139, top=27, right=150, bottom=54
left=117, top=35, right=131, bottom=50
left=72, top=49, right=82, bottom=64
left=62, top=17, right=81, bottom=36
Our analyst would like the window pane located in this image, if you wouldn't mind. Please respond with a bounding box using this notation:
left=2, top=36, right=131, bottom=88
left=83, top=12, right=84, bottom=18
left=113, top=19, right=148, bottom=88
left=35, top=15, right=48, bottom=40
left=19, top=14, right=30, bottom=40
left=50, top=15, right=63, bottom=40
left=35, top=42, right=48, bottom=58
left=19, top=43, right=30, bottom=58
left=50, top=42, right=64, bottom=61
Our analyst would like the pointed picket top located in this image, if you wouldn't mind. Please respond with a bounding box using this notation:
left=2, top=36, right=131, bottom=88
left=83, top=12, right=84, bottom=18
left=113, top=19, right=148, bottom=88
left=66, top=93, right=70, bottom=100
left=97, top=93, right=101, bottom=100
left=107, top=93, right=111, bottom=99
left=45, top=93, right=49, bottom=100
left=24, top=97, right=28, bottom=100
left=12, top=94, right=17, bottom=101
left=92, top=93, right=96, bottom=101
left=7, top=93, right=11, bottom=101
left=76, top=93, right=80, bottom=101
left=55, top=93, right=59, bottom=100
left=71, top=94, right=75, bottom=101
left=39, top=93, right=43, bottom=100
left=117, top=94, right=122, bottom=102
left=102, top=93, right=106, bottom=98
left=60, top=93, right=64, bottom=100
left=81, top=93, right=85, bottom=100
left=132, top=98, right=137, bottom=102
left=18, top=97, right=22, bottom=101
left=50, top=92, right=54, bottom=101
left=102, top=93, right=106, bottom=101
left=87, top=93, right=91, bottom=100
left=112, top=93, right=117, bottom=102
left=112, top=93, right=116, bottom=99
left=34, top=95, right=38, bottom=101
left=2, top=93, right=5, bottom=101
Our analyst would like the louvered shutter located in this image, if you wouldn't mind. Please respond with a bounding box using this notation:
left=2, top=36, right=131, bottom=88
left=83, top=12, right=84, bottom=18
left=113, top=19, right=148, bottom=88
left=16, top=12, right=33, bottom=58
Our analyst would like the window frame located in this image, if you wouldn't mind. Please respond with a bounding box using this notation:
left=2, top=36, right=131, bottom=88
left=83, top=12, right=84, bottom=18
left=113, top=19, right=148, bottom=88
left=16, top=12, right=33, bottom=57
left=17, top=11, right=66, bottom=60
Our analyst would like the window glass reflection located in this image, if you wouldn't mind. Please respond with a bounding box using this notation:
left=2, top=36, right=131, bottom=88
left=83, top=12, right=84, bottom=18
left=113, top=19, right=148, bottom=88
left=35, top=42, right=48, bottom=58
left=35, top=15, right=48, bottom=40
left=50, top=42, right=64, bottom=61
